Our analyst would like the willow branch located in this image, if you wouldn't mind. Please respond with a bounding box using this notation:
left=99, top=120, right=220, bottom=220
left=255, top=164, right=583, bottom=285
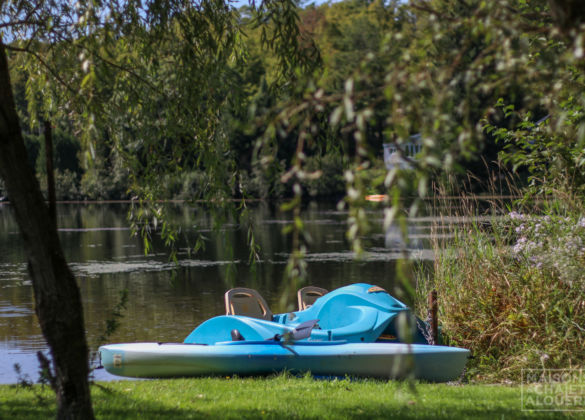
left=3, top=44, right=78, bottom=96
left=0, top=19, right=43, bottom=28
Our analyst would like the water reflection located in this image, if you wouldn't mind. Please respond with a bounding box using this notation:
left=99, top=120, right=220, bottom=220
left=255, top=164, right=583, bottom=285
left=0, top=202, right=441, bottom=383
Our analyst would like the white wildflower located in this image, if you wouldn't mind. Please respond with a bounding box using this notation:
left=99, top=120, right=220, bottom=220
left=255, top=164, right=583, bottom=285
left=509, top=211, right=524, bottom=220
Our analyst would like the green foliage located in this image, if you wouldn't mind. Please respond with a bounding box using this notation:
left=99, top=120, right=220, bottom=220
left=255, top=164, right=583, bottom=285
left=79, top=145, right=131, bottom=201
left=317, top=0, right=404, bottom=92
left=52, top=170, right=82, bottom=201
left=248, top=0, right=585, bottom=292
left=486, top=97, right=585, bottom=198
left=301, top=153, right=346, bottom=197
left=416, top=208, right=585, bottom=382
left=17, top=0, right=576, bottom=205
left=4, top=0, right=322, bottom=262
left=6, top=0, right=585, bottom=204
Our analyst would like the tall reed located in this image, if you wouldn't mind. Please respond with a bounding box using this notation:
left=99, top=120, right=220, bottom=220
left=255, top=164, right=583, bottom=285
left=417, top=183, right=585, bottom=381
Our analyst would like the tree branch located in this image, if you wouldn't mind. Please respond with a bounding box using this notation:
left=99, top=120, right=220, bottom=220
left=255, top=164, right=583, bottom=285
left=53, top=32, right=162, bottom=95
left=0, top=19, right=42, bottom=29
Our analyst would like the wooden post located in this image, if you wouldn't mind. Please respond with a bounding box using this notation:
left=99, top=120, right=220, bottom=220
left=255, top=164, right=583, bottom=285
left=428, top=290, right=438, bottom=345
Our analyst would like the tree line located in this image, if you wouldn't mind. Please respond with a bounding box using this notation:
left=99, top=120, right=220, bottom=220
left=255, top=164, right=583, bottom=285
left=5, top=0, right=525, bottom=202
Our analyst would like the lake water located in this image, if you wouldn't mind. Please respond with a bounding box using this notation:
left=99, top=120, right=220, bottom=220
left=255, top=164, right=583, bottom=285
left=0, top=201, right=460, bottom=384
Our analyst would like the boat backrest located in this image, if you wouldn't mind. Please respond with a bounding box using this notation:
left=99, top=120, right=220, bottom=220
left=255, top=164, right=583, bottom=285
left=297, top=286, right=328, bottom=311
left=224, top=288, right=273, bottom=321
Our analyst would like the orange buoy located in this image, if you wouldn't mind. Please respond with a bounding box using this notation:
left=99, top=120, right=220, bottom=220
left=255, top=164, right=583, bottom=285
left=365, top=194, right=387, bottom=202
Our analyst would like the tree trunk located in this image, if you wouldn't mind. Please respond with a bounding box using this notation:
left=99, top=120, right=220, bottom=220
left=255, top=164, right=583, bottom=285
left=0, top=43, right=94, bottom=419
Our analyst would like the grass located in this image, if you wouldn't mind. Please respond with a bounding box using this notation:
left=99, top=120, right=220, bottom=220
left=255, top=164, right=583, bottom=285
left=0, top=375, right=576, bottom=419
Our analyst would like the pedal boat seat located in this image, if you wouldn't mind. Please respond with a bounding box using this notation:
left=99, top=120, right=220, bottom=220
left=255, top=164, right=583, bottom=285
left=224, top=288, right=273, bottom=321
left=297, top=286, right=328, bottom=311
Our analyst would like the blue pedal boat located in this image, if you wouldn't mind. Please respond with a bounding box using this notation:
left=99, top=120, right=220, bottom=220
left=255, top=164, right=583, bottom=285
left=99, top=284, right=470, bottom=382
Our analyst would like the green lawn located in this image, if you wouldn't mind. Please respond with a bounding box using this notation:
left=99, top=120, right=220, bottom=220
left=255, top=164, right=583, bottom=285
left=0, top=375, right=576, bottom=419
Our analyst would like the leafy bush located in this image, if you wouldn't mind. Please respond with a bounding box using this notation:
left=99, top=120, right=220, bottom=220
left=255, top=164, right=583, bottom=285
left=485, top=98, right=585, bottom=199
left=239, top=162, right=287, bottom=199
left=301, top=154, right=345, bottom=197
left=80, top=165, right=130, bottom=200
left=54, top=170, right=83, bottom=201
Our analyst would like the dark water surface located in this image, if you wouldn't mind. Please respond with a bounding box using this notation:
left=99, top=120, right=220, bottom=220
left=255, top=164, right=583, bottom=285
left=0, top=201, right=441, bottom=384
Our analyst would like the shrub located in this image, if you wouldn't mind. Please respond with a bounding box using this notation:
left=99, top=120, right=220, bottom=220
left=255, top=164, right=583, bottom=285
left=301, top=154, right=345, bottom=197
left=80, top=164, right=130, bottom=200
left=54, top=170, right=83, bottom=201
